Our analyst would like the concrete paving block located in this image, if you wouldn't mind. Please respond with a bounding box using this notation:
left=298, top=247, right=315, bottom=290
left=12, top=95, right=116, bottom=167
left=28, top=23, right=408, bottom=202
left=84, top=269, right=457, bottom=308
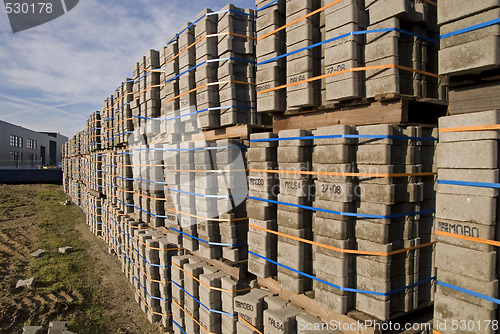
left=234, top=289, right=273, bottom=328
left=436, top=192, right=499, bottom=225
left=313, top=200, right=356, bottom=221
left=434, top=217, right=496, bottom=252
left=436, top=268, right=498, bottom=309
left=437, top=140, right=498, bottom=169
left=22, top=326, right=44, bottom=334
left=433, top=294, right=497, bottom=334
left=440, top=9, right=500, bottom=49
left=438, top=110, right=500, bottom=143
left=250, top=132, right=279, bottom=148
left=58, top=246, right=74, bottom=254
left=313, top=216, right=353, bottom=239
left=437, top=0, right=500, bottom=25
left=314, top=287, right=353, bottom=315
left=313, top=125, right=357, bottom=145
left=278, top=146, right=313, bottom=163
left=435, top=242, right=496, bottom=281
left=263, top=295, right=287, bottom=310
left=278, top=209, right=312, bottom=229
left=438, top=168, right=499, bottom=197
left=313, top=145, right=355, bottom=164
left=263, top=305, right=305, bottom=334
left=439, top=36, right=500, bottom=76
left=30, top=249, right=46, bottom=258
left=315, top=253, right=353, bottom=278
left=16, top=277, right=35, bottom=289
left=278, top=129, right=313, bottom=147
left=248, top=258, right=276, bottom=278
left=237, top=320, right=260, bottom=334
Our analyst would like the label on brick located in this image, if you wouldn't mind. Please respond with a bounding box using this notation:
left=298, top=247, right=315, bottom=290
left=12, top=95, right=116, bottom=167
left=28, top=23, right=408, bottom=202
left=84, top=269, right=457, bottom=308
left=436, top=220, right=480, bottom=238
left=279, top=178, right=314, bottom=197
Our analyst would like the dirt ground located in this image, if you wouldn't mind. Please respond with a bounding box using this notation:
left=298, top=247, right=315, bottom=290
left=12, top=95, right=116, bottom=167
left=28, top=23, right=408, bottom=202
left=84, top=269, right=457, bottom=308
left=0, top=184, right=162, bottom=334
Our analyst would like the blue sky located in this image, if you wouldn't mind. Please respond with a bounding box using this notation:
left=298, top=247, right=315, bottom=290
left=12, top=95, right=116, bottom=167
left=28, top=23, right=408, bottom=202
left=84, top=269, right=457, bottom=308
left=0, top=0, right=256, bottom=138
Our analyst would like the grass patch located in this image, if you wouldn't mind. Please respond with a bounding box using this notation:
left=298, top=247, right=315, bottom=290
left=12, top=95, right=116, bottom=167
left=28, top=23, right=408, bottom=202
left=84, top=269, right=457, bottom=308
left=28, top=185, right=112, bottom=334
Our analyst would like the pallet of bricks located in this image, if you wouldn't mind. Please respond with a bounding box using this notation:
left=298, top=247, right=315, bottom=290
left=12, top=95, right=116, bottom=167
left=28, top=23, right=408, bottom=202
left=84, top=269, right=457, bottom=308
left=256, top=0, right=444, bottom=120
left=242, top=0, right=446, bottom=331
left=433, top=1, right=500, bottom=333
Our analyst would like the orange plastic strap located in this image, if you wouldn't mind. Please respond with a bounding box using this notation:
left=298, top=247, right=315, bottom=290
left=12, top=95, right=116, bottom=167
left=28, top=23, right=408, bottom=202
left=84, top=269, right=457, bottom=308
left=258, top=0, right=345, bottom=41
left=135, top=287, right=172, bottom=317
left=435, top=230, right=500, bottom=247
left=238, top=315, right=264, bottom=334
left=250, top=224, right=436, bottom=256
left=249, top=169, right=436, bottom=178
left=257, top=64, right=446, bottom=95
left=439, top=124, right=500, bottom=133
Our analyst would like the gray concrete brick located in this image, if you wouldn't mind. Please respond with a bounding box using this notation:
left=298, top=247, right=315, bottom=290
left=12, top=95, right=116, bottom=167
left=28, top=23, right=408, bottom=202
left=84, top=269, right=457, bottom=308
left=438, top=110, right=500, bottom=143
left=433, top=294, right=497, bottom=334
left=436, top=192, right=499, bottom=225
left=437, top=0, right=500, bottom=25
left=263, top=305, right=305, bottom=334
left=435, top=242, right=496, bottom=281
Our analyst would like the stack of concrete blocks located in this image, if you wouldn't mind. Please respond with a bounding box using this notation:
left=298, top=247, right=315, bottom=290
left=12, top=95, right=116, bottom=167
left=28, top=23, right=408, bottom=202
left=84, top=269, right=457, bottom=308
left=255, top=0, right=286, bottom=113
left=163, top=143, right=183, bottom=247
left=85, top=193, right=102, bottom=236
left=160, top=36, right=180, bottom=119
left=85, top=111, right=101, bottom=153
left=115, top=79, right=134, bottom=146
left=148, top=144, right=166, bottom=228
left=277, top=129, right=314, bottom=294
left=221, top=276, right=254, bottom=333
left=217, top=5, right=258, bottom=127
left=285, top=0, right=321, bottom=110
left=324, top=0, right=367, bottom=102
left=101, top=96, right=114, bottom=150
left=117, top=149, right=135, bottom=214
left=131, top=229, right=175, bottom=326
left=234, top=288, right=273, bottom=333
left=178, top=142, right=198, bottom=252
left=195, top=140, right=222, bottom=259
left=88, top=154, right=102, bottom=193
left=439, top=1, right=500, bottom=114
left=215, top=139, right=249, bottom=263
left=177, top=23, right=197, bottom=114
left=235, top=288, right=314, bottom=334
left=195, top=9, right=220, bottom=129
left=198, top=270, right=229, bottom=333
left=312, top=125, right=357, bottom=314
left=364, top=0, right=440, bottom=98
left=132, top=145, right=149, bottom=225
left=438, top=1, right=500, bottom=77
left=248, top=132, right=279, bottom=278
left=355, top=124, right=433, bottom=320
left=434, top=110, right=500, bottom=333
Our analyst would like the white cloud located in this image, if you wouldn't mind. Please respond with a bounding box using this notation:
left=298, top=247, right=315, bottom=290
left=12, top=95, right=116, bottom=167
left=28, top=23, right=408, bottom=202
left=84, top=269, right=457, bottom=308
left=0, top=0, right=256, bottom=137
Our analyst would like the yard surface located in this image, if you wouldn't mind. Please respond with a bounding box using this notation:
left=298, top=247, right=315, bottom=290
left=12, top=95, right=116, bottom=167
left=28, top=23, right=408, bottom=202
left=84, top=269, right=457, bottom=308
left=0, top=184, right=161, bottom=334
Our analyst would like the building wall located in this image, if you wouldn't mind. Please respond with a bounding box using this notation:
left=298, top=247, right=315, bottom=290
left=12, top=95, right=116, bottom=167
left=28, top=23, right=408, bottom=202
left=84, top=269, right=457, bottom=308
left=0, top=120, right=68, bottom=168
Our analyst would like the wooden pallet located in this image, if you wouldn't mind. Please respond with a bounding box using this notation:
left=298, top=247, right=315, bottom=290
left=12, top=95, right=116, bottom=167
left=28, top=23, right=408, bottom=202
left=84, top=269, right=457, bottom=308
left=192, top=124, right=272, bottom=141
left=190, top=250, right=248, bottom=281
left=257, top=277, right=434, bottom=334
left=273, top=95, right=447, bottom=132
left=448, top=68, right=500, bottom=88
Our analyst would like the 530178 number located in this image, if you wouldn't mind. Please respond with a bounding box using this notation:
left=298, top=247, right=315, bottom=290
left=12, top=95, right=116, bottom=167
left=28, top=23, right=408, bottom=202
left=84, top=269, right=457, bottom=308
left=5, top=2, right=53, bottom=14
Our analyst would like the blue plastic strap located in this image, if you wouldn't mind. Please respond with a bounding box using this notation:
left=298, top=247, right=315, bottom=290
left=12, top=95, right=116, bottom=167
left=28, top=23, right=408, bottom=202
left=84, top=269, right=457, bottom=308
left=258, top=28, right=438, bottom=65
left=169, top=227, right=247, bottom=247
left=249, top=251, right=435, bottom=296
left=249, top=196, right=434, bottom=219
left=250, top=134, right=438, bottom=142
left=172, top=320, right=187, bottom=334
left=438, top=180, right=500, bottom=189
left=257, top=0, right=279, bottom=11
left=441, top=17, right=500, bottom=39
left=436, top=281, right=500, bottom=304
